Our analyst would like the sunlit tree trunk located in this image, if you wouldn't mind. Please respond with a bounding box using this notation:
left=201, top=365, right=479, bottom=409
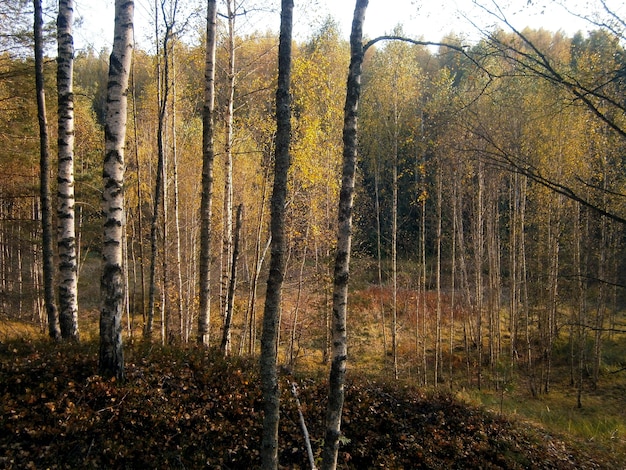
left=391, top=111, right=398, bottom=380
left=221, top=0, right=237, bottom=326
left=434, top=162, right=443, bottom=387
left=198, top=0, right=218, bottom=346
left=33, top=0, right=61, bottom=340
left=260, top=1, right=293, bottom=466
left=56, top=0, right=79, bottom=341
left=99, top=0, right=133, bottom=380
left=321, top=2, right=367, bottom=468
left=170, top=41, right=184, bottom=341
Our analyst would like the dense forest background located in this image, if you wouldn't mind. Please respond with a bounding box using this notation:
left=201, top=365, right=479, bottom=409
left=1, top=1, right=625, bottom=464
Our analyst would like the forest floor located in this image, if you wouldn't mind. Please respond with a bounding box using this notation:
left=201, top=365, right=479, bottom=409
left=1, top=328, right=623, bottom=469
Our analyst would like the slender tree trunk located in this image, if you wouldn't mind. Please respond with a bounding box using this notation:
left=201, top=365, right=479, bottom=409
left=435, top=163, right=443, bottom=387
left=474, top=158, right=485, bottom=390
left=509, top=174, right=519, bottom=366
left=391, top=124, right=398, bottom=380
left=161, top=120, right=169, bottom=345
left=519, top=179, right=535, bottom=396
left=146, top=1, right=164, bottom=339
left=575, top=203, right=587, bottom=407
left=321, top=2, right=367, bottom=468
left=169, top=40, right=184, bottom=341
left=421, top=186, right=427, bottom=386
left=592, top=215, right=608, bottom=389
left=17, top=224, right=24, bottom=317
left=240, top=162, right=269, bottom=355
left=486, top=177, right=501, bottom=384
left=449, top=163, right=458, bottom=389
left=148, top=2, right=175, bottom=341
left=454, top=175, right=473, bottom=384
left=221, top=0, right=236, bottom=324
left=544, top=194, right=561, bottom=393
left=34, top=0, right=61, bottom=340
left=222, top=204, right=243, bottom=356
left=260, top=1, right=293, bottom=467
left=198, top=0, right=217, bottom=346
left=31, top=196, right=43, bottom=324
left=131, top=52, right=146, bottom=325
left=374, top=157, right=387, bottom=359
left=99, top=0, right=133, bottom=380
left=56, top=0, right=80, bottom=341
left=591, top=163, right=611, bottom=389
left=123, top=215, right=132, bottom=338
left=287, top=220, right=309, bottom=367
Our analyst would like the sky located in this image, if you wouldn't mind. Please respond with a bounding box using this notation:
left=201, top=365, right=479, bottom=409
left=72, top=0, right=621, bottom=53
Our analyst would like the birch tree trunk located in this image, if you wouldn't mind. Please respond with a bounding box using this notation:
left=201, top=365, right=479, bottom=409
left=260, top=1, right=293, bottom=466
left=434, top=162, right=443, bottom=387
left=57, top=0, right=79, bottom=341
left=321, top=1, right=368, bottom=468
left=391, top=115, right=398, bottom=381
left=99, top=0, right=133, bottom=380
left=33, top=0, right=60, bottom=340
left=198, top=0, right=217, bottom=345
left=221, top=0, right=236, bottom=323
left=171, top=46, right=185, bottom=342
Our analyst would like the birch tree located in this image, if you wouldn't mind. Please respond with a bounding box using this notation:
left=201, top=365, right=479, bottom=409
left=321, top=1, right=368, bottom=467
left=220, top=0, right=236, bottom=325
left=57, top=0, right=79, bottom=340
left=33, top=0, right=60, bottom=340
left=99, top=0, right=133, bottom=380
left=198, top=0, right=218, bottom=346
left=260, top=0, right=293, bottom=466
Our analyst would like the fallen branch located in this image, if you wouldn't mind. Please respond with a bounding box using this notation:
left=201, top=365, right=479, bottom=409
left=290, top=381, right=316, bottom=470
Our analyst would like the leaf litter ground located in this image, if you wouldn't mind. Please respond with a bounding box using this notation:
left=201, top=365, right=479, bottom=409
left=0, top=339, right=617, bottom=469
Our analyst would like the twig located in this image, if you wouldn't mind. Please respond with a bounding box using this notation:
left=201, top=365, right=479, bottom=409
left=290, top=381, right=316, bottom=470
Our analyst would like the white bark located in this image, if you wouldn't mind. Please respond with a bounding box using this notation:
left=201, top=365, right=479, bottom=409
left=99, top=0, right=133, bottom=380
left=198, top=0, right=218, bottom=345
left=321, top=1, right=368, bottom=468
left=57, top=0, right=79, bottom=341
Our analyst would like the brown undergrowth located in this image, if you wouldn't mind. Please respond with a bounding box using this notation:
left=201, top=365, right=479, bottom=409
left=1, top=334, right=620, bottom=469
